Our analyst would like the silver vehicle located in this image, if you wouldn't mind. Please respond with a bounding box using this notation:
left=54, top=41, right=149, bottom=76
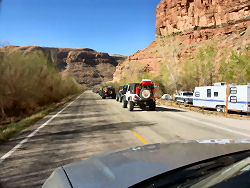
left=161, top=94, right=172, bottom=101
left=43, top=139, right=250, bottom=188
left=175, top=91, right=193, bottom=106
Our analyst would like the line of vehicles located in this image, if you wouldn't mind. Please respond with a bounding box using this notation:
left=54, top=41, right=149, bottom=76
left=94, top=79, right=156, bottom=111
left=44, top=83, right=249, bottom=187
left=93, top=81, right=250, bottom=113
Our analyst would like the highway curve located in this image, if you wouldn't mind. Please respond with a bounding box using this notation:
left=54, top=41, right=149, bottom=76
left=0, top=90, right=250, bottom=187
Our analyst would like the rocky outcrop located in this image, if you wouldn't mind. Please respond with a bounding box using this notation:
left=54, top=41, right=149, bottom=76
left=3, top=46, right=126, bottom=86
left=156, top=0, right=250, bottom=36
left=113, top=0, right=250, bottom=82
left=155, top=0, right=250, bottom=45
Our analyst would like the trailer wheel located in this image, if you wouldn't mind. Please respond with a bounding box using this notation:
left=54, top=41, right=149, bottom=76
left=216, top=105, right=225, bottom=112
left=221, top=106, right=226, bottom=112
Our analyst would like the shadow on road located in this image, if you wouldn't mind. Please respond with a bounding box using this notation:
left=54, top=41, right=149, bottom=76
left=0, top=91, right=159, bottom=188
left=52, top=113, right=117, bottom=121
left=32, top=120, right=156, bottom=140
left=156, top=106, right=185, bottom=112
left=0, top=119, right=156, bottom=188
left=127, top=106, right=185, bottom=112
left=65, top=103, right=104, bottom=110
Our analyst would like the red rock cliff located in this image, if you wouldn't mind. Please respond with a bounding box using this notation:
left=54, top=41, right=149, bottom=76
left=113, top=0, right=250, bottom=82
left=156, top=0, right=249, bottom=36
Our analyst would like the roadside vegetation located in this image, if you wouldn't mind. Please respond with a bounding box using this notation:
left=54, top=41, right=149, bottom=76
left=0, top=49, right=83, bottom=142
left=115, top=38, right=249, bottom=97
left=0, top=94, right=79, bottom=143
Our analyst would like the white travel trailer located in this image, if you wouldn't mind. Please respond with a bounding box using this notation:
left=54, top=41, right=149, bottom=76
left=193, top=82, right=250, bottom=112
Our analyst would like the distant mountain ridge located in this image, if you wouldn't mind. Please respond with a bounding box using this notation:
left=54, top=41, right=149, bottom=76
left=3, top=45, right=126, bottom=86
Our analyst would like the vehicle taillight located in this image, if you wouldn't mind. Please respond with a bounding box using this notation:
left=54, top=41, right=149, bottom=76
left=136, top=87, right=140, bottom=94
left=248, top=105, right=250, bottom=107
left=152, top=88, right=155, bottom=94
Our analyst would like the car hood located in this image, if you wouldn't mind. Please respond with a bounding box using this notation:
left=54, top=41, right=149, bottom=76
left=44, top=139, right=250, bottom=188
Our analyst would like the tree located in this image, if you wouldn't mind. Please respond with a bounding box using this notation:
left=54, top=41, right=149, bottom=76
left=219, top=47, right=250, bottom=84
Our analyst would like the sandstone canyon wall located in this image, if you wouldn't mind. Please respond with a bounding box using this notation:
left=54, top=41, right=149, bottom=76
left=113, top=0, right=250, bottom=82
left=3, top=45, right=126, bottom=87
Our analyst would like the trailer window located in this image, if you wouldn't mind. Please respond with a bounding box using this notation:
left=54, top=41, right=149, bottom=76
left=230, top=96, right=237, bottom=103
left=230, top=87, right=237, bottom=94
left=195, top=92, right=200, bottom=97
left=207, top=89, right=211, bottom=98
left=214, top=92, right=218, bottom=97
left=183, top=92, right=193, bottom=96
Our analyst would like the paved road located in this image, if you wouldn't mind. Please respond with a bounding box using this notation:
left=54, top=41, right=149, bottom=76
left=0, top=91, right=249, bottom=187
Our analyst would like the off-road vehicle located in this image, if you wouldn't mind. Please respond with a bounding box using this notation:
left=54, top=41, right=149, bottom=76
left=122, top=80, right=156, bottom=111
left=99, top=86, right=116, bottom=99
left=116, top=85, right=128, bottom=102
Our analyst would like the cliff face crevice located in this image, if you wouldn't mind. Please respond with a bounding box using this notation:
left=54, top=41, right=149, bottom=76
left=156, top=0, right=250, bottom=36
left=3, top=46, right=126, bottom=87
left=113, top=0, right=250, bottom=82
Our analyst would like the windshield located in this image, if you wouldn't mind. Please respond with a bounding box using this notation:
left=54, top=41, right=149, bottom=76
left=191, top=155, right=250, bottom=187
left=131, top=151, right=250, bottom=188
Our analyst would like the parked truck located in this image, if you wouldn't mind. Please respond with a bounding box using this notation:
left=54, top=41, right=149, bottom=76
left=193, top=82, right=250, bottom=112
left=175, top=91, right=193, bottom=106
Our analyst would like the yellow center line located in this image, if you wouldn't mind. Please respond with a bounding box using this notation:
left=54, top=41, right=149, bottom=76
left=119, top=117, right=125, bottom=122
left=105, top=105, right=110, bottom=110
left=132, top=132, right=148, bottom=145
left=118, top=116, right=148, bottom=145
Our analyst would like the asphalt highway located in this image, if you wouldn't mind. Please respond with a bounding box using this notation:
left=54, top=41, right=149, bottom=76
left=0, top=90, right=249, bottom=187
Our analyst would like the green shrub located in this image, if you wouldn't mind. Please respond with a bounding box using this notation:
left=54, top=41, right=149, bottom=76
left=218, top=48, right=250, bottom=83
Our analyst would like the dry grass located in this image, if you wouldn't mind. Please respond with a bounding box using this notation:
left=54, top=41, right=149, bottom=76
left=0, top=50, right=83, bottom=123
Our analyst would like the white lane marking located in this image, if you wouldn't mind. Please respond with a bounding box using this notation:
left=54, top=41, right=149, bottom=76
left=162, top=107, right=250, bottom=138
left=0, top=93, right=84, bottom=164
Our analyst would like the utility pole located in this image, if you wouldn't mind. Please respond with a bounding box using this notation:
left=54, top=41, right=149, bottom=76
left=225, top=83, right=229, bottom=117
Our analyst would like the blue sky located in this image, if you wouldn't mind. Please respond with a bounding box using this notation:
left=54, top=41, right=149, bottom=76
left=0, top=0, right=161, bottom=56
